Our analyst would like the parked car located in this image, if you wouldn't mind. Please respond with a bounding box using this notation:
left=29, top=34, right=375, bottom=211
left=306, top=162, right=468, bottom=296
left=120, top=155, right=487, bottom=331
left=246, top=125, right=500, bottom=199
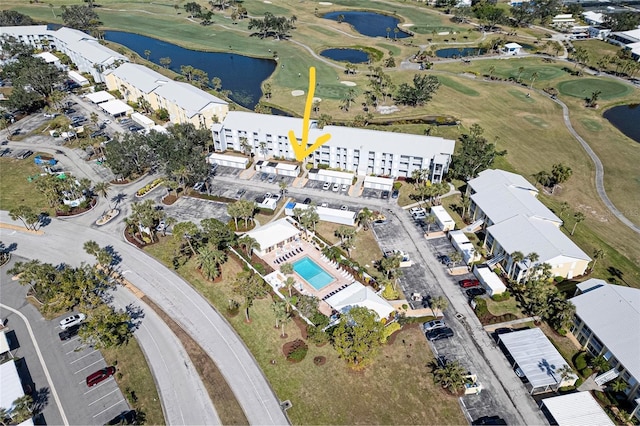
left=332, top=183, right=340, bottom=192
left=58, top=324, right=81, bottom=341
left=16, top=150, right=33, bottom=160
left=438, top=254, right=452, bottom=265
left=303, top=197, right=312, bottom=204
left=472, top=416, right=507, bottom=425
left=423, top=320, right=446, bottom=332
left=59, top=313, right=86, bottom=330
left=391, top=189, right=399, bottom=199
left=340, top=205, right=349, bottom=211
left=193, top=181, right=205, bottom=192
left=459, top=279, right=480, bottom=288
left=236, top=188, right=246, bottom=198
left=322, top=182, right=331, bottom=190
left=381, top=190, right=390, bottom=199
left=44, top=112, right=57, bottom=118
left=514, top=367, right=525, bottom=378
left=341, top=184, right=349, bottom=192
left=156, top=220, right=166, bottom=232
left=106, top=410, right=137, bottom=425
left=409, top=207, right=426, bottom=216
left=426, top=327, right=454, bottom=341
left=320, top=202, right=328, bottom=207
left=86, top=366, right=116, bottom=387
left=466, top=287, right=487, bottom=298
left=267, top=174, right=277, bottom=183
left=259, top=172, right=268, bottom=181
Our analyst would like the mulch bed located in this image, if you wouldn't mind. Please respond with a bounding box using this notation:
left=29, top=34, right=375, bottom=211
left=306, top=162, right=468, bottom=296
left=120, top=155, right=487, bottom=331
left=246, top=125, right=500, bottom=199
left=123, top=231, right=146, bottom=249
left=386, top=322, right=419, bottom=346
left=292, top=314, right=308, bottom=340
left=162, top=194, right=178, bottom=205
left=282, top=339, right=307, bottom=363
left=313, top=356, right=326, bottom=366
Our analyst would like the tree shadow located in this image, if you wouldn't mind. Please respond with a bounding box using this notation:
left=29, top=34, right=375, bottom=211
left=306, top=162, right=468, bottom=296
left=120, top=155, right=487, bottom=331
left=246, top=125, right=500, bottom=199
left=0, top=241, right=18, bottom=254
left=607, top=267, right=628, bottom=286
left=111, top=193, right=126, bottom=208
left=103, top=245, right=122, bottom=267
left=32, top=387, right=50, bottom=413
left=126, top=303, right=145, bottom=331
left=38, top=213, right=51, bottom=228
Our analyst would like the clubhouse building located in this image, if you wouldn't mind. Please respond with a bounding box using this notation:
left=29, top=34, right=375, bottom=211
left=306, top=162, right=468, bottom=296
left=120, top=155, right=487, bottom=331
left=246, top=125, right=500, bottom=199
left=211, top=111, right=456, bottom=182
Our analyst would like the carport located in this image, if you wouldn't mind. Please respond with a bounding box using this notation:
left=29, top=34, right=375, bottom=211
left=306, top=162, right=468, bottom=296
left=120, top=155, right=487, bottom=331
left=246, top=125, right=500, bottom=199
left=473, top=265, right=507, bottom=296
left=85, top=91, right=115, bottom=104
left=99, top=100, right=133, bottom=117
left=308, top=169, right=353, bottom=185
left=0, top=330, right=12, bottom=358
left=540, top=392, right=614, bottom=426
left=363, top=176, right=394, bottom=191
left=0, top=360, right=25, bottom=413
left=208, top=153, right=248, bottom=169
left=498, top=328, right=577, bottom=393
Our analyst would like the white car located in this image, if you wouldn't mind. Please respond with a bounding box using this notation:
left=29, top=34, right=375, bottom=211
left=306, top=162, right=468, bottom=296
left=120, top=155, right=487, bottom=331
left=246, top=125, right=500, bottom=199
left=341, top=184, right=349, bottom=192
left=59, top=313, right=86, bottom=330
left=340, top=205, right=349, bottom=211
left=332, top=183, right=340, bottom=192
left=423, top=320, right=446, bottom=331
left=44, top=112, right=57, bottom=118
left=322, top=182, right=331, bottom=190
left=320, top=202, right=328, bottom=208
left=156, top=220, right=166, bottom=232
left=409, top=207, right=426, bottom=216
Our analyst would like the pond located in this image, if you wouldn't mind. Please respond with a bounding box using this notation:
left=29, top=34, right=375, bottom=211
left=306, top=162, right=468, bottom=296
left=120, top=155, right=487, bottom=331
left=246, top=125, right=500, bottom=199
left=323, top=11, right=410, bottom=39
left=320, top=48, right=369, bottom=64
left=104, top=31, right=276, bottom=109
left=603, top=104, right=640, bottom=143
left=435, top=47, right=486, bottom=58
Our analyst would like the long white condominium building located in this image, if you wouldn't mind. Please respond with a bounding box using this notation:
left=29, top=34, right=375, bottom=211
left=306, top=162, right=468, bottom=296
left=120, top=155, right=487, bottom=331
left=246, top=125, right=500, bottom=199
left=212, top=111, right=455, bottom=182
left=0, top=25, right=128, bottom=83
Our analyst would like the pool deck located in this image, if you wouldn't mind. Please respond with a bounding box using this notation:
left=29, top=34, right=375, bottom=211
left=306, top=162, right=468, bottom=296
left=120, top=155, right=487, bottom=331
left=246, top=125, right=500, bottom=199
left=262, top=240, right=356, bottom=313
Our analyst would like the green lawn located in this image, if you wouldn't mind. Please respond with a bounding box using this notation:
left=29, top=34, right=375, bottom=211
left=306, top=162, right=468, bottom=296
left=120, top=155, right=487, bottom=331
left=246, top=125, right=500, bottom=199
left=558, top=78, right=633, bottom=100
left=0, top=157, right=53, bottom=214
left=144, top=236, right=466, bottom=424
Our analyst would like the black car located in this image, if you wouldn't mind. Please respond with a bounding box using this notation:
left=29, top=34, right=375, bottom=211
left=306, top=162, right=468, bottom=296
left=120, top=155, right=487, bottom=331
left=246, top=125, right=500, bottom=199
left=466, top=287, right=487, bottom=298
left=303, top=197, right=312, bottom=204
left=106, top=410, right=137, bottom=425
left=438, top=255, right=452, bottom=266
left=391, top=189, right=399, bottom=199
left=426, top=327, right=454, bottom=341
left=58, top=324, right=81, bottom=341
left=381, top=190, right=390, bottom=199
left=472, top=416, right=507, bottom=425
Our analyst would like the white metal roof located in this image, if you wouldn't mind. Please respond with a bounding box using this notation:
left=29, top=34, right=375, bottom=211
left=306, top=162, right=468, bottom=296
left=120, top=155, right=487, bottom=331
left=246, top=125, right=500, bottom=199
left=471, top=185, right=561, bottom=225
left=35, top=51, right=59, bottom=63
left=474, top=265, right=507, bottom=294
left=364, top=176, right=394, bottom=185
left=571, top=283, right=640, bottom=382
left=0, top=360, right=24, bottom=410
left=542, top=392, right=614, bottom=426
left=468, top=169, right=537, bottom=194
left=504, top=42, right=522, bottom=48
left=315, top=169, right=353, bottom=179
left=0, top=330, right=9, bottom=355
left=246, top=218, right=300, bottom=251
left=487, top=215, right=591, bottom=263
left=326, top=282, right=394, bottom=320
left=431, top=205, right=455, bottom=224
left=276, top=163, right=298, bottom=171
left=131, top=112, right=154, bottom=126
left=0, top=25, right=49, bottom=38
left=499, top=328, right=574, bottom=390
left=153, top=81, right=226, bottom=118
left=68, top=70, right=89, bottom=85
left=106, top=63, right=169, bottom=94
left=86, top=91, right=115, bottom=104
left=207, top=153, right=248, bottom=164
left=100, top=99, right=133, bottom=116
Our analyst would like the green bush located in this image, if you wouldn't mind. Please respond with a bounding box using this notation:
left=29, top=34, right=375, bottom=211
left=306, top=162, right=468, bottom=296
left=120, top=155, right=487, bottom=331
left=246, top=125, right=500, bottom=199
left=581, top=367, right=593, bottom=378
left=574, top=352, right=588, bottom=371
left=381, top=322, right=401, bottom=343
left=287, top=342, right=308, bottom=362
left=252, top=263, right=266, bottom=275
left=473, top=297, right=489, bottom=316
left=393, top=182, right=402, bottom=190
left=554, top=276, right=565, bottom=283
left=491, top=291, right=511, bottom=302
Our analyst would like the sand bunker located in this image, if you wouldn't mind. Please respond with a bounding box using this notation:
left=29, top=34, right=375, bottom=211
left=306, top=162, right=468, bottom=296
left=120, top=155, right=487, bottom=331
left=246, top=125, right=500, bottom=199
left=313, top=97, right=322, bottom=102
left=318, top=1, right=333, bottom=4
left=291, top=90, right=305, bottom=96
left=340, top=81, right=357, bottom=86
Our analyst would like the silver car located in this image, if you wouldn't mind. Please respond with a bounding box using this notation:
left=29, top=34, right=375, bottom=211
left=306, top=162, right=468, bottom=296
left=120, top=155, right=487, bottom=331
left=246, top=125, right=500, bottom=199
left=59, top=313, right=86, bottom=330
left=423, top=319, right=446, bottom=332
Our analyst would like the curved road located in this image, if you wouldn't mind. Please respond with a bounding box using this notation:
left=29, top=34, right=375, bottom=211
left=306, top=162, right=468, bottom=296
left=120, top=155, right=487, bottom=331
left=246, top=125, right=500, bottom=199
left=0, top=212, right=289, bottom=425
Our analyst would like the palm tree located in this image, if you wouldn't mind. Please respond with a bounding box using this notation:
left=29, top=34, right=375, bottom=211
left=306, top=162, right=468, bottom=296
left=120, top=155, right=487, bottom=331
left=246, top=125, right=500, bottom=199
left=524, top=252, right=539, bottom=282
left=432, top=360, right=467, bottom=395
left=278, top=180, right=288, bottom=195
left=516, top=66, right=525, bottom=83
left=559, top=201, right=570, bottom=218
left=237, top=235, right=260, bottom=257
left=430, top=295, right=448, bottom=317
left=425, top=215, right=436, bottom=232
left=197, top=245, right=220, bottom=280
left=271, top=299, right=287, bottom=328
left=144, top=49, right=151, bottom=61
left=591, top=248, right=605, bottom=271
left=529, top=71, right=539, bottom=89
left=507, top=251, right=524, bottom=278
left=571, top=212, right=585, bottom=235
left=356, top=208, right=374, bottom=231
left=487, top=65, right=496, bottom=80
left=590, top=355, right=610, bottom=373
left=93, top=181, right=111, bottom=207
left=448, top=251, right=463, bottom=268
left=610, top=378, right=628, bottom=393
left=555, top=364, right=575, bottom=384
left=550, top=163, right=572, bottom=193
left=284, top=276, right=295, bottom=298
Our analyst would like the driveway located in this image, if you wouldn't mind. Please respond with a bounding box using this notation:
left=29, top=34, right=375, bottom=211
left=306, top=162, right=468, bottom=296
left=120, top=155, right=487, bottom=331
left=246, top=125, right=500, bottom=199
left=0, top=211, right=289, bottom=425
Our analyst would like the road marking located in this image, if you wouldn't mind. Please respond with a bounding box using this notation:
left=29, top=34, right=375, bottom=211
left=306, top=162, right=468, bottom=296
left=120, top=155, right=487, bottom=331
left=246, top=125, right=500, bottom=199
left=69, top=349, right=98, bottom=364
left=0, top=303, right=69, bottom=425
left=92, top=398, right=126, bottom=418
left=88, top=388, right=120, bottom=406
left=62, top=337, right=80, bottom=346
left=83, top=377, right=114, bottom=394
left=74, top=359, right=103, bottom=374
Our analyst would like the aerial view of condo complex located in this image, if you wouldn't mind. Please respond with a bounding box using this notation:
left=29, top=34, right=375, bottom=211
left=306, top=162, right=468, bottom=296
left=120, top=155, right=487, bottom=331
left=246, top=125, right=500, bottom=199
left=0, top=0, right=639, bottom=424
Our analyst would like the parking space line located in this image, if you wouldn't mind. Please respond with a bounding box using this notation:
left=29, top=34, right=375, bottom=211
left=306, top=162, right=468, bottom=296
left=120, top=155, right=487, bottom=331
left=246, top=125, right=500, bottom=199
left=83, top=378, right=114, bottom=394
left=70, top=349, right=98, bottom=364
left=88, top=388, right=120, bottom=406
left=92, top=399, right=126, bottom=418
left=62, top=337, right=80, bottom=346
left=74, top=359, right=103, bottom=374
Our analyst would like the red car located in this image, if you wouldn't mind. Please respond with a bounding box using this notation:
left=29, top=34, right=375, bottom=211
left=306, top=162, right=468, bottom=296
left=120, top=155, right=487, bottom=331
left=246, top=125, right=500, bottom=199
left=458, top=279, right=480, bottom=288
left=86, top=366, right=116, bottom=387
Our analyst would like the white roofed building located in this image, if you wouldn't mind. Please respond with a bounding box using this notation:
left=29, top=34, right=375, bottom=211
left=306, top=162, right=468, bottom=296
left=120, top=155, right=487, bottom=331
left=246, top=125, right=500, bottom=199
left=100, top=99, right=133, bottom=117
left=467, top=169, right=590, bottom=281
left=245, top=218, right=301, bottom=256
left=0, top=25, right=128, bottom=82
left=540, top=392, right=615, bottom=426
left=499, top=328, right=578, bottom=394
left=570, top=280, right=640, bottom=414
left=325, top=282, right=394, bottom=321
left=211, top=111, right=455, bottom=182
left=0, top=360, right=27, bottom=420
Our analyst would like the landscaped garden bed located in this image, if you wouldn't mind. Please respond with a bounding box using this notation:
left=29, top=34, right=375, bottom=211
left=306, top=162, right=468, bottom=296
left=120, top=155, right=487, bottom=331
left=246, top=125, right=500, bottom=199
left=135, top=178, right=164, bottom=197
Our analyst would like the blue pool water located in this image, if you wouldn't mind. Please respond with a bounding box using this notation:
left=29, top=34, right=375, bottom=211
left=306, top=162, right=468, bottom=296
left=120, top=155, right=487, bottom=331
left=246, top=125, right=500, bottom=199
left=293, top=257, right=335, bottom=290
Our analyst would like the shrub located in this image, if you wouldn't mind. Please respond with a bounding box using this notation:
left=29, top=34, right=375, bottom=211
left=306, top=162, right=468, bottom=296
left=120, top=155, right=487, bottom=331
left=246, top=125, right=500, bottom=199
left=491, top=291, right=511, bottom=302
left=252, top=263, right=266, bottom=275
left=286, top=340, right=308, bottom=362
left=393, top=182, right=402, bottom=190
left=381, top=322, right=401, bottom=343
left=574, top=352, right=588, bottom=371
left=155, top=108, right=169, bottom=121
left=554, top=276, right=565, bottom=283
left=473, top=297, right=489, bottom=316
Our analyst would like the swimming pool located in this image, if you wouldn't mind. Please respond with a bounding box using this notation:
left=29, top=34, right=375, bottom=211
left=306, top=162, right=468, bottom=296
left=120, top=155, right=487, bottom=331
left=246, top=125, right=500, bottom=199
left=293, top=257, right=335, bottom=290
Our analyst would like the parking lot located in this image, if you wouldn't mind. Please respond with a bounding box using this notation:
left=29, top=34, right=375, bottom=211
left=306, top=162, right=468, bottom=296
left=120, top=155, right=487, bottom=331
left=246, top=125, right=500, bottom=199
left=55, top=322, right=128, bottom=424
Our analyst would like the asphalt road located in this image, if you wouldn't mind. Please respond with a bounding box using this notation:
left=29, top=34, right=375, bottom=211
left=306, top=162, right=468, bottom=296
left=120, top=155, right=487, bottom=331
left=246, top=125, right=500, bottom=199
left=0, top=211, right=289, bottom=425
